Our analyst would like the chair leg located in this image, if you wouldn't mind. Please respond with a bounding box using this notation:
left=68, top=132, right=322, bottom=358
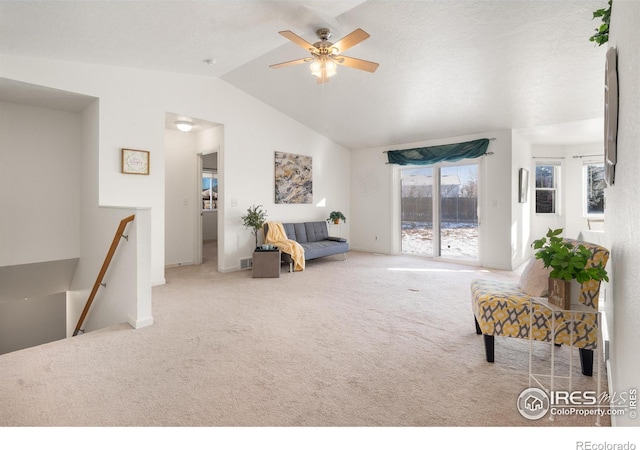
left=474, top=318, right=482, bottom=335
left=580, top=348, right=593, bottom=376
left=483, top=334, right=494, bottom=363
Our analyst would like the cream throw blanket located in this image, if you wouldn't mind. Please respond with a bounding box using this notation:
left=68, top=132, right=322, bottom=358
left=264, top=221, right=305, bottom=272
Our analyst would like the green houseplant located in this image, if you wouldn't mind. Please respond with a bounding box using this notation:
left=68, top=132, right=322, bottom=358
left=589, top=0, right=612, bottom=46
left=532, top=228, right=608, bottom=309
left=532, top=228, right=608, bottom=283
left=327, top=211, right=347, bottom=224
left=241, top=204, right=268, bottom=249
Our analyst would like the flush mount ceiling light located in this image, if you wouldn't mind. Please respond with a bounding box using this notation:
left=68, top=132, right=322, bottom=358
left=175, top=120, right=194, bottom=132
left=270, top=28, right=379, bottom=84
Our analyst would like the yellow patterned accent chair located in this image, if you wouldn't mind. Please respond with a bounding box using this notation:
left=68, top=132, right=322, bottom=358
left=471, top=239, right=609, bottom=376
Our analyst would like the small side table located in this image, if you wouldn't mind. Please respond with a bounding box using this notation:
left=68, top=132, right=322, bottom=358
left=529, top=297, right=602, bottom=425
left=252, top=249, right=281, bottom=278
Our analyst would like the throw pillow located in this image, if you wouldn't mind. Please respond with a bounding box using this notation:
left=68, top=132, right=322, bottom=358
left=519, top=257, right=551, bottom=297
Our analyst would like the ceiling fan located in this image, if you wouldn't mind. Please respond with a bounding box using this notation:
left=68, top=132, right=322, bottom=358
left=270, top=28, right=379, bottom=84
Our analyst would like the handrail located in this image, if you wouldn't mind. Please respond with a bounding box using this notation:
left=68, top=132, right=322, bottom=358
left=73, top=214, right=135, bottom=336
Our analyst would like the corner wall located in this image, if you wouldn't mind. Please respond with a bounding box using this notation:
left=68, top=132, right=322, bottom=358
left=604, top=0, right=640, bottom=427
left=511, top=131, right=533, bottom=267
left=0, top=101, right=81, bottom=266
left=68, top=100, right=153, bottom=334
left=529, top=142, right=604, bottom=243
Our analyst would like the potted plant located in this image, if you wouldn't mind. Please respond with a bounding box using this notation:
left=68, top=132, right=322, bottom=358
left=532, top=228, right=608, bottom=309
left=589, top=0, right=612, bottom=46
left=327, top=211, right=346, bottom=224
left=241, top=204, right=268, bottom=249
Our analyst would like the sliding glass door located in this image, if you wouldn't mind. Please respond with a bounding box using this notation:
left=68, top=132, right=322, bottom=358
left=401, top=162, right=479, bottom=261
left=401, top=167, right=434, bottom=256
left=439, top=164, right=479, bottom=260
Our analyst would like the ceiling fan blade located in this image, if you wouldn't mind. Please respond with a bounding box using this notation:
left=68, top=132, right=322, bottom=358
left=336, top=56, right=379, bottom=73
left=331, top=28, right=370, bottom=54
left=269, top=58, right=312, bottom=69
left=278, top=30, right=317, bottom=53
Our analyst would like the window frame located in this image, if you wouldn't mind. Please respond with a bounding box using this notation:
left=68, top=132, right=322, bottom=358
left=583, top=160, right=605, bottom=217
left=534, top=161, right=561, bottom=215
left=201, top=171, right=218, bottom=211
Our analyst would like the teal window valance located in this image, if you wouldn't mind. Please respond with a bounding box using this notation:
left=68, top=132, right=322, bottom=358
left=386, top=138, right=490, bottom=166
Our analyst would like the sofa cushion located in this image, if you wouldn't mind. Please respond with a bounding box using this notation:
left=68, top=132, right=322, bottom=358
left=281, top=223, right=308, bottom=243
left=518, top=257, right=551, bottom=297
left=305, top=221, right=329, bottom=242
left=302, top=240, right=349, bottom=260
left=292, top=223, right=308, bottom=243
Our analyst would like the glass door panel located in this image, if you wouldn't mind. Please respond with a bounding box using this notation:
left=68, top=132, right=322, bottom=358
left=401, top=167, right=433, bottom=256
left=439, top=164, right=479, bottom=260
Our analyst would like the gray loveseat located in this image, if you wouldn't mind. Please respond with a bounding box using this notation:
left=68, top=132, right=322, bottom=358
left=263, top=221, right=349, bottom=272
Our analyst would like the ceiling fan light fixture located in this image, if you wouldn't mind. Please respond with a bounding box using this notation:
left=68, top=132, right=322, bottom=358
left=310, top=58, right=337, bottom=79
left=175, top=120, right=194, bottom=132
left=325, top=60, right=337, bottom=77
left=310, top=60, right=322, bottom=77
left=272, top=28, right=378, bottom=84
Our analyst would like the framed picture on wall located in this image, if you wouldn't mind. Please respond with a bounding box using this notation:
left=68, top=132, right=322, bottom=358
left=274, top=151, right=312, bottom=204
left=122, top=148, right=150, bottom=175
left=604, top=46, right=618, bottom=186
left=518, top=168, right=529, bottom=203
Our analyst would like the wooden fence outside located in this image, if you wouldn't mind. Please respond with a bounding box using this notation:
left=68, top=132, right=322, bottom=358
left=401, top=197, right=478, bottom=224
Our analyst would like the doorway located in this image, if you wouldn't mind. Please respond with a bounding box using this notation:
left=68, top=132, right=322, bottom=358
left=164, top=112, right=223, bottom=270
left=196, top=150, right=219, bottom=266
left=400, top=162, right=480, bottom=262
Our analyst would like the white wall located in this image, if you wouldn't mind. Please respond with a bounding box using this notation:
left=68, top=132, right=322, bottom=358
left=350, top=129, right=516, bottom=270
left=0, top=101, right=81, bottom=266
left=0, top=97, right=150, bottom=337
left=164, top=128, right=197, bottom=266
left=511, top=131, right=533, bottom=267
left=605, top=0, right=640, bottom=427
left=530, top=142, right=604, bottom=242
left=349, top=146, right=393, bottom=254
left=219, top=101, right=351, bottom=271
left=67, top=99, right=152, bottom=334
left=0, top=54, right=351, bottom=279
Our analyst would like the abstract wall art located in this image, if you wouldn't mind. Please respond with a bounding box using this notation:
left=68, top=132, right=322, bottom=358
left=274, top=151, right=312, bottom=204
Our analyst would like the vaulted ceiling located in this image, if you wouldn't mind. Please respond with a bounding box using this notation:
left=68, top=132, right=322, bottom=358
left=0, top=1, right=609, bottom=150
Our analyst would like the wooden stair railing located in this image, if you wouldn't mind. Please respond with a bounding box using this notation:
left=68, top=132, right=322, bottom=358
left=73, top=214, right=135, bottom=337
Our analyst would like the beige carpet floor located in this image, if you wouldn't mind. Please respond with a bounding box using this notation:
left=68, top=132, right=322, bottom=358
left=0, top=243, right=611, bottom=429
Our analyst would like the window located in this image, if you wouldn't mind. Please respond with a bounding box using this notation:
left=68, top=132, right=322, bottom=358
left=535, top=163, right=559, bottom=214
left=202, top=172, right=218, bottom=210
left=584, top=162, right=605, bottom=215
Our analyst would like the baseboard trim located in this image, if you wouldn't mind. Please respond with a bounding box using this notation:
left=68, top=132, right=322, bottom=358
left=128, top=315, right=154, bottom=329
left=606, top=357, right=616, bottom=427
